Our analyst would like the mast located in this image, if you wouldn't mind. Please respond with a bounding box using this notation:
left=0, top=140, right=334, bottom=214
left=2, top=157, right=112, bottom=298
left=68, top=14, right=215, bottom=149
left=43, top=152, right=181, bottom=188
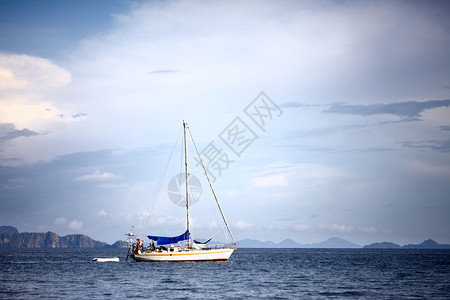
left=183, top=121, right=191, bottom=247
left=187, top=126, right=236, bottom=246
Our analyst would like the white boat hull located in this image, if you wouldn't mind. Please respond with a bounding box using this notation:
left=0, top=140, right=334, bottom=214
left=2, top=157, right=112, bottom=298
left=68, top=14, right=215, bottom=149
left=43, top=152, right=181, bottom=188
left=93, top=257, right=120, bottom=262
left=132, top=248, right=234, bottom=262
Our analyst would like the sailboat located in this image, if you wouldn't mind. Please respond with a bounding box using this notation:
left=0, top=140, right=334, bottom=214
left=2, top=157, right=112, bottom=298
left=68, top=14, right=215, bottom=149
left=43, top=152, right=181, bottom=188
left=128, top=121, right=236, bottom=262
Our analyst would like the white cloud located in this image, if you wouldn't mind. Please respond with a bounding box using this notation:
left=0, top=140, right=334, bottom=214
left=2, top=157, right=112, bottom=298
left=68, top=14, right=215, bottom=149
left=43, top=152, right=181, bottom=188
left=95, top=183, right=128, bottom=189
left=0, top=54, right=71, bottom=129
left=234, top=220, right=253, bottom=230
left=2, top=1, right=449, bottom=167
left=294, top=163, right=349, bottom=180
left=75, top=170, right=121, bottom=182
left=153, top=215, right=185, bottom=227
left=68, top=220, right=83, bottom=230
left=361, top=227, right=378, bottom=234
left=318, top=224, right=354, bottom=233
left=0, top=53, right=74, bottom=166
left=250, top=173, right=289, bottom=188
left=0, top=66, right=26, bottom=90
left=0, top=176, right=25, bottom=190
left=294, top=224, right=311, bottom=231
left=318, top=224, right=378, bottom=234
left=0, top=53, right=70, bottom=91
left=97, top=209, right=107, bottom=217
left=248, top=162, right=348, bottom=193
left=208, top=221, right=219, bottom=229
left=260, top=191, right=292, bottom=200
left=53, top=217, right=68, bottom=225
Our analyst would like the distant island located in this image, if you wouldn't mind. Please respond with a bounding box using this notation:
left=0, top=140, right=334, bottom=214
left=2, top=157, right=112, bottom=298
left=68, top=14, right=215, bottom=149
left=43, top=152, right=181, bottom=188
left=362, top=242, right=402, bottom=249
left=2, top=225, right=450, bottom=249
left=0, top=226, right=127, bottom=249
left=364, top=239, right=450, bottom=249
left=238, top=237, right=361, bottom=248
left=240, top=237, right=450, bottom=249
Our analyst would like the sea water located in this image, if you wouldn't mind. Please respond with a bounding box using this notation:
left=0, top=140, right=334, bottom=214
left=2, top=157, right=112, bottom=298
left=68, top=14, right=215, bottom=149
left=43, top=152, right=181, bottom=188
left=1, top=248, right=449, bottom=299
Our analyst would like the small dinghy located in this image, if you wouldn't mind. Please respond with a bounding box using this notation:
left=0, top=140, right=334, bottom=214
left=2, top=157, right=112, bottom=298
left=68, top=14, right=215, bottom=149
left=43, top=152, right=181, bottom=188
left=93, top=257, right=120, bottom=262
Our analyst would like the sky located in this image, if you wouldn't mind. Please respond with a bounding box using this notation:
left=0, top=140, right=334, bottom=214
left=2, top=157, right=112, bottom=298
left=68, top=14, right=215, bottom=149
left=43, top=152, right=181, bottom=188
left=0, top=0, right=449, bottom=246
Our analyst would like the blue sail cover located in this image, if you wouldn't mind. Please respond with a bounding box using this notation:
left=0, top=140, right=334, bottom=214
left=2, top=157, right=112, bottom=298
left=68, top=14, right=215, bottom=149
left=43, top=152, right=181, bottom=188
left=194, top=238, right=212, bottom=244
left=148, top=230, right=190, bottom=245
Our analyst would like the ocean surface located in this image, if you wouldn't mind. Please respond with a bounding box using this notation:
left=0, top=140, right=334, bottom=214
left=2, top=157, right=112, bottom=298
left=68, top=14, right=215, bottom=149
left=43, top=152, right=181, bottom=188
left=1, top=248, right=449, bottom=299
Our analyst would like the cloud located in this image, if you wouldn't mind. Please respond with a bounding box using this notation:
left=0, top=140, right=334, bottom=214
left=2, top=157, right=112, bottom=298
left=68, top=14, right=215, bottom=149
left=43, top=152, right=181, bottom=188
left=349, top=147, right=395, bottom=153
left=294, top=224, right=311, bottom=231
left=152, top=215, right=185, bottom=227
left=0, top=53, right=70, bottom=91
left=54, top=217, right=86, bottom=231
left=2, top=0, right=450, bottom=168
left=323, top=100, right=450, bottom=118
left=250, top=173, right=289, bottom=188
left=318, top=224, right=378, bottom=233
left=71, top=113, right=88, bottom=119
left=440, top=125, right=450, bottom=131
left=234, top=220, right=253, bottom=230
left=68, top=220, right=83, bottom=230
left=147, top=69, right=177, bottom=74
left=401, top=140, right=450, bottom=153
left=74, top=170, right=121, bottom=182
left=95, top=183, right=128, bottom=189
left=53, top=217, right=68, bottom=225
left=0, top=53, right=73, bottom=166
left=360, top=227, right=378, bottom=234
left=280, top=102, right=323, bottom=109
left=0, top=123, right=40, bottom=143
left=404, top=160, right=450, bottom=177
left=0, top=178, right=25, bottom=191
left=318, top=224, right=354, bottom=233
left=97, top=209, right=107, bottom=217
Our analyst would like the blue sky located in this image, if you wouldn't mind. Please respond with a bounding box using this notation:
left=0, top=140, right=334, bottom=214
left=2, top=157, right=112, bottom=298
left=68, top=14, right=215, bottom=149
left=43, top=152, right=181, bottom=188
left=0, top=0, right=449, bottom=245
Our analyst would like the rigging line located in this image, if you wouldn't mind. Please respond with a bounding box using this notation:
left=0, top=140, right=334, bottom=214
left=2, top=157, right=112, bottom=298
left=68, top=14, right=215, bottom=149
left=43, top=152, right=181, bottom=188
left=205, top=223, right=226, bottom=243
left=187, top=126, right=236, bottom=246
left=198, top=192, right=217, bottom=242
left=139, top=126, right=183, bottom=237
